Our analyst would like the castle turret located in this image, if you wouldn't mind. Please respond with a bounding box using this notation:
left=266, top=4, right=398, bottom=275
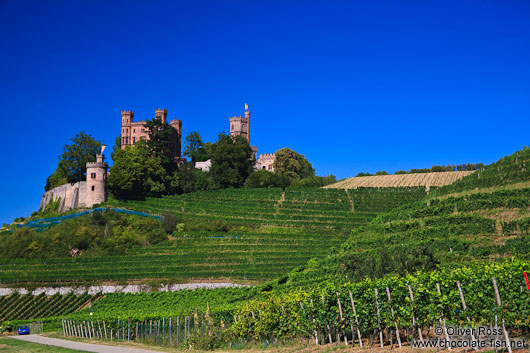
left=86, top=153, right=108, bottom=207
left=121, top=110, right=134, bottom=148
left=244, top=108, right=250, bottom=142
left=155, top=108, right=167, bottom=124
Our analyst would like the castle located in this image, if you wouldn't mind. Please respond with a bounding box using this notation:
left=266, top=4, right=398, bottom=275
left=229, top=105, right=258, bottom=159
left=41, top=152, right=108, bottom=212
left=121, top=108, right=183, bottom=162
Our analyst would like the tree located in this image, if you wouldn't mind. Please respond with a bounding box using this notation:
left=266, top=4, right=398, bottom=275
left=108, top=141, right=150, bottom=200
left=273, top=148, right=315, bottom=182
left=108, top=139, right=173, bottom=200
left=183, top=131, right=210, bottom=163
left=143, top=117, right=174, bottom=168
left=210, top=133, right=253, bottom=188
left=50, top=131, right=102, bottom=185
left=244, top=170, right=289, bottom=188
left=375, top=171, right=389, bottom=175
left=45, top=164, right=67, bottom=191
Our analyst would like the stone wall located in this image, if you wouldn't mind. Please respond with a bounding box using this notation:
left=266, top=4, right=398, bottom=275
left=40, top=181, right=86, bottom=212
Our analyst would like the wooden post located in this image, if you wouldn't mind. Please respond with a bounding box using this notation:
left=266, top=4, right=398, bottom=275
left=177, top=316, right=180, bottom=346
left=349, top=291, right=363, bottom=348
left=322, top=294, right=332, bottom=343
left=456, top=280, right=479, bottom=350
left=336, top=293, right=348, bottom=345
left=436, top=283, right=451, bottom=349
left=386, top=287, right=402, bottom=348
left=169, top=317, right=172, bottom=347
left=309, top=299, right=319, bottom=345
left=374, top=289, right=384, bottom=347
left=103, top=321, right=107, bottom=340
left=408, top=284, right=424, bottom=343
left=91, top=321, right=95, bottom=339
left=492, top=277, right=512, bottom=353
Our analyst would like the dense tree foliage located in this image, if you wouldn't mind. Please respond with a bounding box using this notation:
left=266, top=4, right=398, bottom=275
left=0, top=210, right=169, bottom=259
left=289, top=175, right=337, bottom=187
left=45, top=132, right=102, bottom=190
left=210, top=133, right=253, bottom=188
left=395, top=163, right=484, bottom=174
left=273, top=148, right=314, bottom=182
left=244, top=170, right=289, bottom=188
left=183, top=131, right=211, bottom=163
left=143, top=117, right=175, bottom=169
left=44, top=165, right=67, bottom=191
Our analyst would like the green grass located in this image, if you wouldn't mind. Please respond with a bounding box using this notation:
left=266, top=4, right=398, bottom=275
left=0, top=337, right=84, bottom=352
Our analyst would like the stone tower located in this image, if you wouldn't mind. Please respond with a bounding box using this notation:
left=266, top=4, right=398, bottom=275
left=229, top=106, right=250, bottom=142
left=85, top=153, right=108, bottom=207
left=229, top=104, right=257, bottom=159
left=121, top=110, right=134, bottom=146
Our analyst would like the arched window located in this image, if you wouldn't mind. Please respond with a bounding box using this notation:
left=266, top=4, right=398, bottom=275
left=91, top=185, right=95, bottom=191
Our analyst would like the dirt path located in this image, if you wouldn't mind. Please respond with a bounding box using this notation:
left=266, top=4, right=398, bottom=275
left=11, top=335, right=161, bottom=353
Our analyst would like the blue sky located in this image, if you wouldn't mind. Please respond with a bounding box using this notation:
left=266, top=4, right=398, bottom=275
left=1, top=0, right=529, bottom=224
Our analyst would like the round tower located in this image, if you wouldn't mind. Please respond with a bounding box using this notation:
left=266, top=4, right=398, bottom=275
left=85, top=154, right=108, bottom=207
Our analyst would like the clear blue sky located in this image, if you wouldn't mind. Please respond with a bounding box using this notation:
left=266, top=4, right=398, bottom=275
left=1, top=0, right=529, bottom=224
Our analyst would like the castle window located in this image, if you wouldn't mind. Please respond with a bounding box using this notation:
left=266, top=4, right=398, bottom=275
left=91, top=185, right=95, bottom=191
left=126, top=129, right=128, bottom=133
left=133, top=129, right=135, bottom=133
left=133, top=137, right=136, bottom=143
left=141, top=128, right=145, bottom=133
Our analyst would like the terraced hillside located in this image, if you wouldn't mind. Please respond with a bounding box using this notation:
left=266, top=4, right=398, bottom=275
left=279, top=148, right=530, bottom=290
left=109, top=187, right=426, bottom=231
left=325, top=170, right=474, bottom=189
left=434, top=146, right=530, bottom=195
left=0, top=292, right=101, bottom=322
left=0, top=187, right=425, bottom=284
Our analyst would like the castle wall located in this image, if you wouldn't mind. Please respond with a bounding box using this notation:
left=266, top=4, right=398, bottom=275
left=40, top=181, right=86, bottom=212
left=256, top=153, right=275, bottom=172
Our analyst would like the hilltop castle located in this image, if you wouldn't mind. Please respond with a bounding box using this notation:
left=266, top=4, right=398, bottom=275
left=121, top=108, right=183, bottom=162
left=229, top=105, right=258, bottom=159
left=41, top=152, right=108, bottom=212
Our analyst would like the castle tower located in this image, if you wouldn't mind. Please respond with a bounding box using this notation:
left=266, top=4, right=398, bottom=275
left=85, top=152, right=108, bottom=207
left=229, top=104, right=250, bottom=142
left=155, top=108, right=167, bottom=123
left=121, top=110, right=134, bottom=148
left=170, top=119, right=183, bottom=159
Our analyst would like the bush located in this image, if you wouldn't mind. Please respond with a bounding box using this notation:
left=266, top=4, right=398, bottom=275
left=244, top=170, right=289, bottom=188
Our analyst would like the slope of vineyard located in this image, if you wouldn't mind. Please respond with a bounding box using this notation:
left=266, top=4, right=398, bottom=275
left=325, top=170, right=474, bottom=189
left=433, top=146, right=530, bottom=196
left=277, top=147, right=530, bottom=290
left=0, top=292, right=101, bottom=322
left=0, top=187, right=426, bottom=284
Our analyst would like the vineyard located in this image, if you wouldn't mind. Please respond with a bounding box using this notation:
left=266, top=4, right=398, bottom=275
left=108, top=187, right=426, bottom=231
left=325, top=171, right=474, bottom=189
left=53, top=261, right=530, bottom=350
left=434, top=146, right=530, bottom=195
left=279, top=186, right=530, bottom=290
left=0, top=292, right=100, bottom=322
left=0, top=187, right=425, bottom=284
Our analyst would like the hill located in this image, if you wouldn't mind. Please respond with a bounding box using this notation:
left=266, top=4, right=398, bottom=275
left=0, top=187, right=426, bottom=285
left=325, top=170, right=474, bottom=189
left=275, top=146, right=530, bottom=290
